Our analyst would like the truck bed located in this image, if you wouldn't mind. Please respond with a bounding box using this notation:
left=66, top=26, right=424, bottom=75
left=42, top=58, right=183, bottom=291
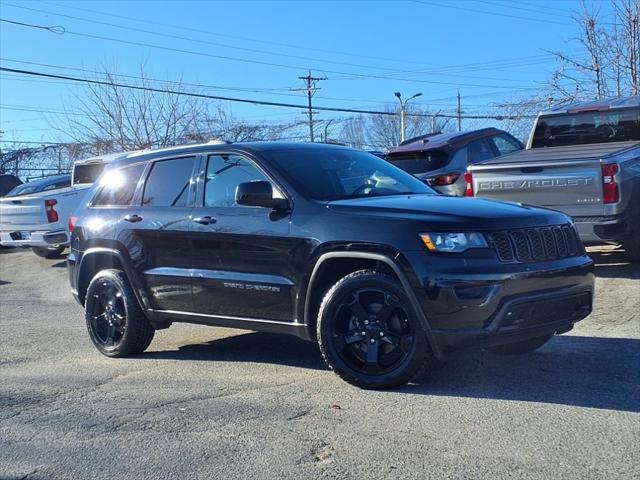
left=472, top=141, right=640, bottom=168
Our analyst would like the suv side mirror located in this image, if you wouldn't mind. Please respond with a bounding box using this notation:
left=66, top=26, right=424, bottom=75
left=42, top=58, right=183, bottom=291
left=236, top=181, right=288, bottom=210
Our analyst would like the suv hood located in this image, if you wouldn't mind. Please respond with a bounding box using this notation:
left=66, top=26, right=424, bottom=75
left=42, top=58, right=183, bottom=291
left=327, top=194, right=569, bottom=230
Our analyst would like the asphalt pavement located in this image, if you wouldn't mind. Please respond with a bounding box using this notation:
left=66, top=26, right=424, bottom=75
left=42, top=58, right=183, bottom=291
left=1, top=245, right=638, bottom=479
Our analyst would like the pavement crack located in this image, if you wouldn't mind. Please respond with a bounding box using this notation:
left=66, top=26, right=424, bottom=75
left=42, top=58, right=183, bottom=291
left=287, top=408, right=312, bottom=421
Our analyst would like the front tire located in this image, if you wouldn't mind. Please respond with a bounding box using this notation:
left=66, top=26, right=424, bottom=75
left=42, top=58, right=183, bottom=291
left=317, top=270, right=431, bottom=389
left=32, top=245, right=65, bottom=258
left=85, top=269, right=155, bottom=357
left=486, top=334, right=553, bottom=355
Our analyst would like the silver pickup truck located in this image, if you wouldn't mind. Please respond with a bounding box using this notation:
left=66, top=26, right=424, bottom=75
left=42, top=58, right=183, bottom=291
left=466, top=96, right=640, bottom=261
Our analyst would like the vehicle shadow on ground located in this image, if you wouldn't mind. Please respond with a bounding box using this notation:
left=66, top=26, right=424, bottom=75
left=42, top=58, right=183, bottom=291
left=409, top=335, right=639, bottom=412
left=587, top=245, right=639, bottom=279
left=144, top=332, right=639, bottom=412
left=145, top=332, right=328, bottom=372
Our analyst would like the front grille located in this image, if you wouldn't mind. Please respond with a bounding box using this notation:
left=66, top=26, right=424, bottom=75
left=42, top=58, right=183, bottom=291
left=487, top=224, right=582, bottom=263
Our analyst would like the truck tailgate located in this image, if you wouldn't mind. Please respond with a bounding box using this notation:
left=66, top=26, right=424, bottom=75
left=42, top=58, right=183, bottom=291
left=0, top=197, right=50, bottom=228
left=469, top=142, right=639, bottom=216
left=0, top=187, right=77, bottom=230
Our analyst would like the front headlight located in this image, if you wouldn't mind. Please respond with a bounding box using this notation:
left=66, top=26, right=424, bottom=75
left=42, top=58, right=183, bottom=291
left=419, top=232, right=487, bottom=253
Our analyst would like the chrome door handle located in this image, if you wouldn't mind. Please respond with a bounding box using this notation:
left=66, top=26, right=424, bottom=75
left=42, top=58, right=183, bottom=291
left=193, top=216, right=217, bottom=225
left=124, top=214, right=143, bottom=223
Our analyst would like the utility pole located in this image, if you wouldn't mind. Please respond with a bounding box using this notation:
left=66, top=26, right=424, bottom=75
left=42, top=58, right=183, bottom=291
left=295, top=70, right=326, bottom=142
left=456, top=90, right=462, bottom=132
left=394, top=91, right=422, bottom=143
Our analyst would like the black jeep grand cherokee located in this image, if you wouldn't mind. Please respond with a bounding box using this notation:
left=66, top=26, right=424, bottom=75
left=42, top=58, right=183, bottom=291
left=67, top=142, right=594, bottom=389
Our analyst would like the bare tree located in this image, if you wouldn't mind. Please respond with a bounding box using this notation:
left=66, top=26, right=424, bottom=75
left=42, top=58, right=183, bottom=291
left=57, top=66, right=208, bottom=151
left=339, top=105, right=452, bottom=150
left=194, top=107, right=304, bottom=143
left=551, top=0, right=639, bottom=99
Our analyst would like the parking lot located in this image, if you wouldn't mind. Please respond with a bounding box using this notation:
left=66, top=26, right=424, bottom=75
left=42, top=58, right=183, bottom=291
left=0, top=245, right=638, bottom=480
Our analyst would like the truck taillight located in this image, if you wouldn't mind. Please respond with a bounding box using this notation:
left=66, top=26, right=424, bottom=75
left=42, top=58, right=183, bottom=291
left=68, top=215, right=78, bottom=232
left=44, top=199, right=58, bottom=223
left=602, top=164, right=619, bottom=204
left=464, top=172, right=474, bottom=196
left=426, top=172, right=460, bottom=186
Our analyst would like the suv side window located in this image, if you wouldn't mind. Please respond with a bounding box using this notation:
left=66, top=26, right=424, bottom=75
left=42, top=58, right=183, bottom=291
left=450, top=147, right=468, bottom=166
left=92, top=163, right=145, bottom=207
left=491, top=134, right=522, bottom=156
left=467, top=139, right=496, bottom=163
left=142, top=157, right=196, bottom=207
left=204, top=154, right=279, bottom=207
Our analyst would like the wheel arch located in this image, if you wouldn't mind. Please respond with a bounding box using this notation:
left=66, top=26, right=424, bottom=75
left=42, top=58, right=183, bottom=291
left=303, top=251, right=441, bottom=358
left=76, top=247, right=145, bottom=309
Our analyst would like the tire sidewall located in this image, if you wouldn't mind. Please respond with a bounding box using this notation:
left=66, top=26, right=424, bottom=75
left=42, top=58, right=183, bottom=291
left=317, top=272, right=428, bottom=389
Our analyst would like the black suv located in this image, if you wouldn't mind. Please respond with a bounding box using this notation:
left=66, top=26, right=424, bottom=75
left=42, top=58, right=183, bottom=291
left=67, top=142, right=594, bottom=389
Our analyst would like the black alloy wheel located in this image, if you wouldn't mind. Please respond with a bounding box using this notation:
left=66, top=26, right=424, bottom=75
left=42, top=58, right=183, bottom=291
left=333, top=288, right=415, bottom=375
left=84, top=269, right=155, bottom=357
left=317, top=270, right=431, bottom=389
left=88, top=279, right=127, bottom=350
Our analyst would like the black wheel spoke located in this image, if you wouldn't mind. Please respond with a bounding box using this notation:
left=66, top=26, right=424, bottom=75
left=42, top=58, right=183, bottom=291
left=377, top=296, right=399, bottom=321
left=348, top=298, right=369, bottom=321
left=89, top=280, right=127, bottom=349
left=381, top=332, right=400, bottom=347
left=400, top=334, right=414, bottom=353
left=364, top=341, right=381, bottom=374
left=330, top=286, right=415, bottom=377
left=106, top=322, right=117, bottom=341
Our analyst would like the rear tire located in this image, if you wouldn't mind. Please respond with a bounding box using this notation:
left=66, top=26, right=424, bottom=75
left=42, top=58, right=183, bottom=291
left=486, top=334, right=553, bottom=355
left=317, top=270, right=431, bottom=389
left=85, top=269, right=155, bottom=357
left=32, top=246, right=65, bottom=258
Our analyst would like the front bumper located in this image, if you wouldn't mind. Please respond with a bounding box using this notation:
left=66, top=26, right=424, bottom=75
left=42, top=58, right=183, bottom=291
left=0, top=229, right=69, bottom=248
left=431, top=286, right=592, bottom=352
left=406, top=253, right=594, bottom=355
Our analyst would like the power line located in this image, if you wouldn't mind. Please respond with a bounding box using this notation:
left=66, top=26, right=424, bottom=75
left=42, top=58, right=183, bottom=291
left=2, top=2, right=422, bottom=74
left=411, top=0, right=569, bottom=25
left=0, top=17, right=559, bottom=90
left=39, top=0, right=443, bottom=68
left=0, top=67, right=537, bottom=121
left=2, top=2, right=552, bottom=87
left=0, top=18, right=65, bottom=34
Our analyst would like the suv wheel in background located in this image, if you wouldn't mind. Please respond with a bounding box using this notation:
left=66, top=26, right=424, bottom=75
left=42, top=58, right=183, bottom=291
left=85, top=269, right=155, bottom=357
left=317, top=270, right=431, bottom=389
left=486, top=334, right=553, bottom=355
left=32, top=245, right=65, bottom=259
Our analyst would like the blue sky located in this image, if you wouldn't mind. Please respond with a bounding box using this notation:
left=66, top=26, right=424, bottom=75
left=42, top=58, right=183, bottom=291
left=0, top=0, right=613, bottom=144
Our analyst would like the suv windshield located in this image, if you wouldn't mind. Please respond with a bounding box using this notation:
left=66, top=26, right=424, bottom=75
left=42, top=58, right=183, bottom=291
left=385, top=150, right=450, bottom=174
left=531, top=107, right=640, bottom=148
left=264, top=148, right=435, bottom=201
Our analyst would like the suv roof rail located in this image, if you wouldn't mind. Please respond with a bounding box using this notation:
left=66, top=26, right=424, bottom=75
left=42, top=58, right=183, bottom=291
left=399, top=131, right=442, bottom=146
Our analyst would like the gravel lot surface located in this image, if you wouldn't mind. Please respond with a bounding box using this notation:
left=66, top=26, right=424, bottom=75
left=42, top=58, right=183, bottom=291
left=1, top=245, right=638, bottom=479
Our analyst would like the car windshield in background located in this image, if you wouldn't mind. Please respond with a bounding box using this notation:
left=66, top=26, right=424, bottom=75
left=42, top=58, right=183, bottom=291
left=5, top=176, right=71, bottom=197
left=265, top=148, right=436, bottom=201
left=386, top=150, right=450, bottom=174
left=532, top=107, right=640, bottom=148
left=73, top=163, right=106, bottom=185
